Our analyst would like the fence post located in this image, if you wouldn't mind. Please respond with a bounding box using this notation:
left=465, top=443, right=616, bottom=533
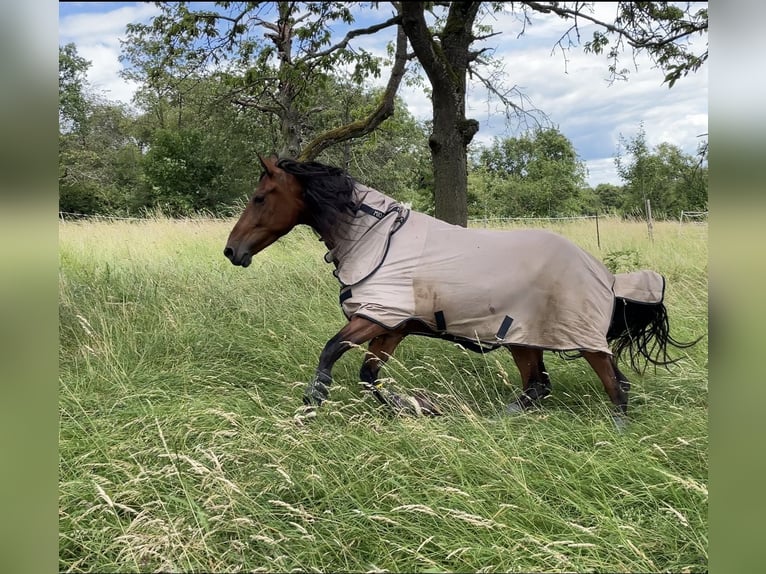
left=595, top=212, right=601, bottom=250
left=645, top=199, right=654, bottom=242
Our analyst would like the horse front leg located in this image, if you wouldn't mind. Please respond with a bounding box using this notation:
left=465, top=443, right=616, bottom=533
left=303, top=316, right=387, bottom=408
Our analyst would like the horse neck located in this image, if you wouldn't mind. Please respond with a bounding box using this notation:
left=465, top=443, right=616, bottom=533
left=320, top=184, right=401, bottom=257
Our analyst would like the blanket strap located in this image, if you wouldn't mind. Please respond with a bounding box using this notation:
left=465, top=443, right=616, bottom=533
left=357, top=203, right=386, bottom=219
left=495, top=315, right=514, bottom=341
left=358, top=202, right=408, bottom=227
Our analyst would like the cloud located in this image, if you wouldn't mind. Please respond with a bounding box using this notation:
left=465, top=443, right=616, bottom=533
left=59, top=3, right=160, bottom=43
left=59, top=3, right=161, bottom=105
left=462, top=26, right=707, bottom=181
left=584, top=158, right=620, bottom=188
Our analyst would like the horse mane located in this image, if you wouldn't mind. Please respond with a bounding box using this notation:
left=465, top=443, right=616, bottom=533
left=276, top=158, right=358, bottom=236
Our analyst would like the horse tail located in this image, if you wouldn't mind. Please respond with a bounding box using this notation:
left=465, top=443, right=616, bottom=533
left=607, top=297, right=700, bottom=373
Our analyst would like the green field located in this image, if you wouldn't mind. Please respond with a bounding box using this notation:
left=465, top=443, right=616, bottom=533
left=59, top=216, right=708, bottom=572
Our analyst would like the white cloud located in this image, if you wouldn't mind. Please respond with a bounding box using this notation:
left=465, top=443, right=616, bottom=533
left=59, top=3, right=160, bottom=43
left=59, top=3, right=161, bottom=105
left=585, top=158, right=619, bottom=188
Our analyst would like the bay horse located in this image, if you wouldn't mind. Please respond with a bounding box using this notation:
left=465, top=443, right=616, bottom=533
left=224, top=155, right=697, bottom=427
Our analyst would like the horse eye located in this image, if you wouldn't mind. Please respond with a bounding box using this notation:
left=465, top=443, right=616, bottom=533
left=252, top=195, right=265, bottom=204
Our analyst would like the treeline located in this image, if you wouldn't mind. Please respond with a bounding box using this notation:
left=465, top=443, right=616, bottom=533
left=59, top=42, right=706, bottom=220
left=467, top=125, right=707, bottom=220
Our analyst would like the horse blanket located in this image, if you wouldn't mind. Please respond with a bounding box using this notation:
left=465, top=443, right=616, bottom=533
left=323, top=184, right=665, bottom=354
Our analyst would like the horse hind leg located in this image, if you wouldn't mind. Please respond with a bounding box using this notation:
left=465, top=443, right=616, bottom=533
left=359, top=331, right=405, bottom=405
left=359, top=329, right=440, bottom=416
left=505, top=346, right=551, bottom=414
left=582, top=350, right=629, bottom=430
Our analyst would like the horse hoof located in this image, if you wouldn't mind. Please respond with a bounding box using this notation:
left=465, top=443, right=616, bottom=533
left=503, top=402, right=526, bottom=416
left=294, top=405, right=318, bottom=425
left=385, top=392, right=440, bottom=417
left=411, top=392, right=442, bottom=417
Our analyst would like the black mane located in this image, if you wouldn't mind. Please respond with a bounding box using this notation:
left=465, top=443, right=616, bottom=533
left=276, top=158, right=357, bottom=236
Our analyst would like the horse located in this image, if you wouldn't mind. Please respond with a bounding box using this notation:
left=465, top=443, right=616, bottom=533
left=224, top=154, right=697, bottom=428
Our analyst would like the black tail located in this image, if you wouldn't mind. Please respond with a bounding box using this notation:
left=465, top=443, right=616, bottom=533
left=607, top=298, right=700, bottom=373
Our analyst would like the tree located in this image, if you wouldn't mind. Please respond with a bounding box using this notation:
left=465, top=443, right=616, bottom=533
left=60, top=43, right=145, bottom=215
left=470, top=128, right=591, bottom=217
left=59, top=43, right=91, bottom=135
left=121, top=2, right=409, bottom=161
left=593, top=183, right=625, bottom=215
left=308, top=84, right=431, bottom=203
left=113, top=1, right=707, bottom=223
left=59, top=98, right=144, bottom=215
left=615, top=123, right=707, bottom=217
left=399, top=1, right=484, bottom=226
left=140, top=128, right=224, bottom=214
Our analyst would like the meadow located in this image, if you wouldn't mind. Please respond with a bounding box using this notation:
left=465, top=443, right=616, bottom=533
left=59, top=215, right=707, bottom=573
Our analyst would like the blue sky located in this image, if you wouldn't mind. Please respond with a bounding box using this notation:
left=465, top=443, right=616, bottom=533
left=58, top=2, right=708, bottom=187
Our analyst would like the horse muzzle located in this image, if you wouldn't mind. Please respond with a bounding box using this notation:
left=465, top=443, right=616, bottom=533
left=223, top=246, right=252, bottom=267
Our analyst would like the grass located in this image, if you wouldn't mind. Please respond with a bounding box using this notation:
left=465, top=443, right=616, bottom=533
left=59, top=216, right=708, bottom=572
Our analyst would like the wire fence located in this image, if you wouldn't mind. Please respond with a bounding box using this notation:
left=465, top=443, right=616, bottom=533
left=468, top=214, right=599, bottom=224
left=59, top=210, right=706, bottom=251
left=679, top=210, right=709, bottom=224
left=58, top=211, right=230, bottom=222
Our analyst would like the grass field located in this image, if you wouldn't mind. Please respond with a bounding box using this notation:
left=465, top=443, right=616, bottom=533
left=59, top=215, right=708, bottom=573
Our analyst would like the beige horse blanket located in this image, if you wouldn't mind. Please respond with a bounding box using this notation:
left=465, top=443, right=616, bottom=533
left=324, top=185, right=665, bottom=354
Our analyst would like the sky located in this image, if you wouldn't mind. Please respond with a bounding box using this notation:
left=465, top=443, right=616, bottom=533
left=58, top=2, right=708, bottom=187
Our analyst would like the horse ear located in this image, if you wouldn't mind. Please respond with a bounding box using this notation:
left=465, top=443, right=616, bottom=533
left=257, top=154, right=272, bottom=176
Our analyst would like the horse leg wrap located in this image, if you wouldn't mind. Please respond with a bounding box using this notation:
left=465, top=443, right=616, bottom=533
left=526, top=379, right=551, bottom=401
left=304, top=371, right=332, bottom=406
left=618, top=379, right=631, bottom=393
left=505, top=377, right=550, bottom=415
left=612, top=413, right=629, bottom=432
left=513, top=393, right=537, bottom=411
left=539, top=370, right=552, bottom=394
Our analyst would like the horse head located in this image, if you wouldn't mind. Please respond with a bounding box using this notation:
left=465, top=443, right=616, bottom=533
left=224, top=154, right=306, bottom=267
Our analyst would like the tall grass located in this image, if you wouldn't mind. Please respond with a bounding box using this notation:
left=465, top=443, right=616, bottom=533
left=59, top=216, right=707, bottom=572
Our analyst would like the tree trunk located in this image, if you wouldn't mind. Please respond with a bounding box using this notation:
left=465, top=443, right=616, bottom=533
left=274, top=4, right=301, bottom=159
left=400, top=1, right=481, bottom=227
left=430, top=91, right=479, bottom=226
left=279, top=98, right=301, bottom=159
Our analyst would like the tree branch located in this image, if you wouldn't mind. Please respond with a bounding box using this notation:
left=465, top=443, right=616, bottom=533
left=299, top=24, right=409, bottom=161
left=521, top=1, right=707, bottom=51
left=304, top=14, right=403, bottom=62
left=468, top=63, right=547, bottom=130
left=520, top=1, right=707, bottom=85
left=400, top=1, right=445, bottom=90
